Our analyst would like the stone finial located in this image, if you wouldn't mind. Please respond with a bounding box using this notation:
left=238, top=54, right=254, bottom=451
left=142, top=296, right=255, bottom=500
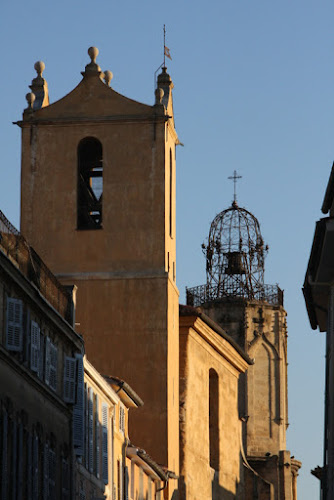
left=155, top=87, right=164, bottom=105
left=83, top=46, right=101, bottom=76
left=24, top=92, right=36, bottom=115
left=104, top=70, right=113, bottom=87
left=34, top=61, right=45, bottom=78
left=29, top=61, right=49, bottom=109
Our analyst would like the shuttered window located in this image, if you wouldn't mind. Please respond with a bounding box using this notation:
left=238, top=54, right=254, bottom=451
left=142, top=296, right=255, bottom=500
left=88, top=387, right=94, bottom=473
left=32, top=434, right=39, bottom=499
left=17, top=423, right=23, bottom=500
left=102, top=402, right=108, bottom=484
left=43, top=443, right=49, bottom=500
left=45, top=338, right=58, bottom=391
left=73, top=354, right=84, bottom=456
left=63, top=357, right=77, bottom=403
left=48, top=448, right=56, bottom=500
left=6, top=297, right=23, bottom=352
left=62, top=458, right=70, bottom=499
left=11, top=420, right=17, bottom=500
left=95, top=394, right=100, bottom=478
left=1, top=410, right=8, bottom=500
left=119, top=406, right=125, bottom=433
left=30, top=321, right=40, bottom=372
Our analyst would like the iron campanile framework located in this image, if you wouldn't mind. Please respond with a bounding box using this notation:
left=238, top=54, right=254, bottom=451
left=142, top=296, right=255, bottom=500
left=187, top=171, right=282, bottom=306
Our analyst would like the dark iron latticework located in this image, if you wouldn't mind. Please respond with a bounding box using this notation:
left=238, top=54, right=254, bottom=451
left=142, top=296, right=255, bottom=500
left=186, top=172, right=283, bottom=307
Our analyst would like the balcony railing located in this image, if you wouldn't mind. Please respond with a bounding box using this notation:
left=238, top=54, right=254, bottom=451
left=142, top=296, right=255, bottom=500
left=186, top=281, right=283, bottom=307
left=0, top=210, right=72, bottom=322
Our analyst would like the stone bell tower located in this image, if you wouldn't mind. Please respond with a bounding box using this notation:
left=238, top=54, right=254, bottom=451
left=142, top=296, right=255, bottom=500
left=18, top=48, right=180, bottom=492
left=186, top=172, right=301, bottom=499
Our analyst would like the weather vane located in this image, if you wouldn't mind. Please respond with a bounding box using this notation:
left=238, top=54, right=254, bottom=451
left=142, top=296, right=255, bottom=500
left=163, top=24, right=172, bottom=67
left=228, top=170, right=242, bottom=204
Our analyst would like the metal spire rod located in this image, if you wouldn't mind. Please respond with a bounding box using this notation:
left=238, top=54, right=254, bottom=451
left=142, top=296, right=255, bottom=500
left=163, top=24, right=166, bottom=67
left=228, top=170, right=242, bottom=204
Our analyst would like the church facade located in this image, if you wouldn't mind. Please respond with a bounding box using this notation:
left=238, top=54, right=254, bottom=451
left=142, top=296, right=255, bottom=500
left=15, top=47, right=300, bottom=499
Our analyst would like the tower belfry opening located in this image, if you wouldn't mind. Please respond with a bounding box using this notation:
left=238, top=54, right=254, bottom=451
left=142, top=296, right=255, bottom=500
left=77, top=137, right=103, bottom=230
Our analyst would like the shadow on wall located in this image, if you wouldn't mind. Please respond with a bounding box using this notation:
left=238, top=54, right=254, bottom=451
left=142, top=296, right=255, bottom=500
left=178, top=474, right=242, bottom=500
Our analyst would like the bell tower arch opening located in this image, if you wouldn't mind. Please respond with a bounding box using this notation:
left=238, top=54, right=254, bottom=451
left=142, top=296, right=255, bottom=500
left=77, top=137, right=103, bottom=230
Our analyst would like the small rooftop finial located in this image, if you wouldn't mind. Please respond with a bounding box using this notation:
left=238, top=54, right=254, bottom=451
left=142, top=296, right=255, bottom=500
left=83, top=46, right=101, bottom=76
left=228, top=170, right=242, bottom=207
left=34, top=61, right=45, bottom=78
left=104, top=70, right=113, bottom=87
left=155, top=87, right=164, bottom=105
left=88, top=46, right=99, bottom=63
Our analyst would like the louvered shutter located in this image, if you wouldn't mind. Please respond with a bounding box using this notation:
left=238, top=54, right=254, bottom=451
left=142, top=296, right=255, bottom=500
left=124, top=465, right=129, bottom=500
left=95, top=394, right=100, bottom=478
left=49, top=343, right=58, bottom=391
left=73, top=354, right=84, bottom=456
left=119, top=459, right=123, bottom=500
left=6, top=297, right=23, bottom=351
left=11, top=420, right=17, bottom=500
left=30, top=321, right=40, bottom=372
left=45, top=338, right=58, bottom=391
left=48, top=448, right=56, bottom=500
left=38, top=334, right=44, bottom=379
left=61, top=458, right=70, bottom=499
left=45, top=338, right=51, bottom=386
left=102, top=402, right=108, bottom=485
left=43, top=443, right=49, bottom=500
left=27, top=432, right=32, bottom=500
left=17, top=422, right=23, bottom=500
left=88, top=387, right=94, bottom=473
left=32, top=434, right=39, bottom=498
left=63, top=357, right=76, bottom=403
left=1, top=411, right=8, bottom=500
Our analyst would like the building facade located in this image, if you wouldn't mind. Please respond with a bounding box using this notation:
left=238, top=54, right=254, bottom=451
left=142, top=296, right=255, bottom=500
left=18, top=48, right=180, bottom=497
left=0, top=209, right=84, bottom=499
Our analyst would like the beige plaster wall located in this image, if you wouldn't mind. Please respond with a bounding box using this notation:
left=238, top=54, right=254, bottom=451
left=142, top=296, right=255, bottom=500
left=179, top=317, right=248, bottom=500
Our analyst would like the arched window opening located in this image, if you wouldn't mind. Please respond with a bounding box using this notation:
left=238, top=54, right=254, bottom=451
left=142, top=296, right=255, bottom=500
left=209, top=368, right=219, bottom=471
left=169, top=148, right=173, bottom=237
left=77, top=138, right=103, bottom=230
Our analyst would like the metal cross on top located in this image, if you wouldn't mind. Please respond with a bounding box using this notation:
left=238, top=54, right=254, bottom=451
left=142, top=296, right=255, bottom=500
left=228, top=170, right=242, bottom=204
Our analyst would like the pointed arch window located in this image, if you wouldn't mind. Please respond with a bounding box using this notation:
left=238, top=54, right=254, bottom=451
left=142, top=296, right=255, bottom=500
left=77, top=138, right=103, bottom=230
left=209, top=368, right=219, bottom=471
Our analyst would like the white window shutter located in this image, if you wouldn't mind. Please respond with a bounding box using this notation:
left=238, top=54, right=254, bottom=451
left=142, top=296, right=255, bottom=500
left=88, top=387, right=94, bottom=473
left=95, top=394, right=100, bottom=478
left=102, top=402, right=108, bottom=485
left=73, top=354, right=84, bottom=456
left=63, top=357, right=76, bottom=403
left=30, top=321, right=40, bottom=372
left=6, top=297, right=23, bottom=352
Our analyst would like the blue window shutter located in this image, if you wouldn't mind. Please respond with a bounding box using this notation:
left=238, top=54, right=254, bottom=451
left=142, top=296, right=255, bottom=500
left=17, top=422, right=23, bottom=500
left=101, top=402, right=108, bottom=485
left=38, top=334, right=44, bottom=380
left=48, top=448, right=56, bottom=500
left=73, top=354, right=84, bottom=456
left=95, top=394, right=100, bottom=478
left=45, top=338, right=58, bottom=391
left=43, top=443, right=49, bottom=500
left=27, top=432, right=32, bottom=500
left=32, top=434, right=39, bottom=499
left=6, top=297, right=23, bottom=351
left=1, top=410, right=8, bottom=500
left=63, top=356, right=76, bottom=403
left=62, top=458, right=70, bottom=499
left=30, top=321, right=40, bottom=372
left=11, top=420, right=17, bottom=500
left=88, top=387, right=94, bottom=473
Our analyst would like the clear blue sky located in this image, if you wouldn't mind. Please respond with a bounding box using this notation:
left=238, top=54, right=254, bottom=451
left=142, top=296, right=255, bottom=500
left=1, top=1, right=333, bottom=498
